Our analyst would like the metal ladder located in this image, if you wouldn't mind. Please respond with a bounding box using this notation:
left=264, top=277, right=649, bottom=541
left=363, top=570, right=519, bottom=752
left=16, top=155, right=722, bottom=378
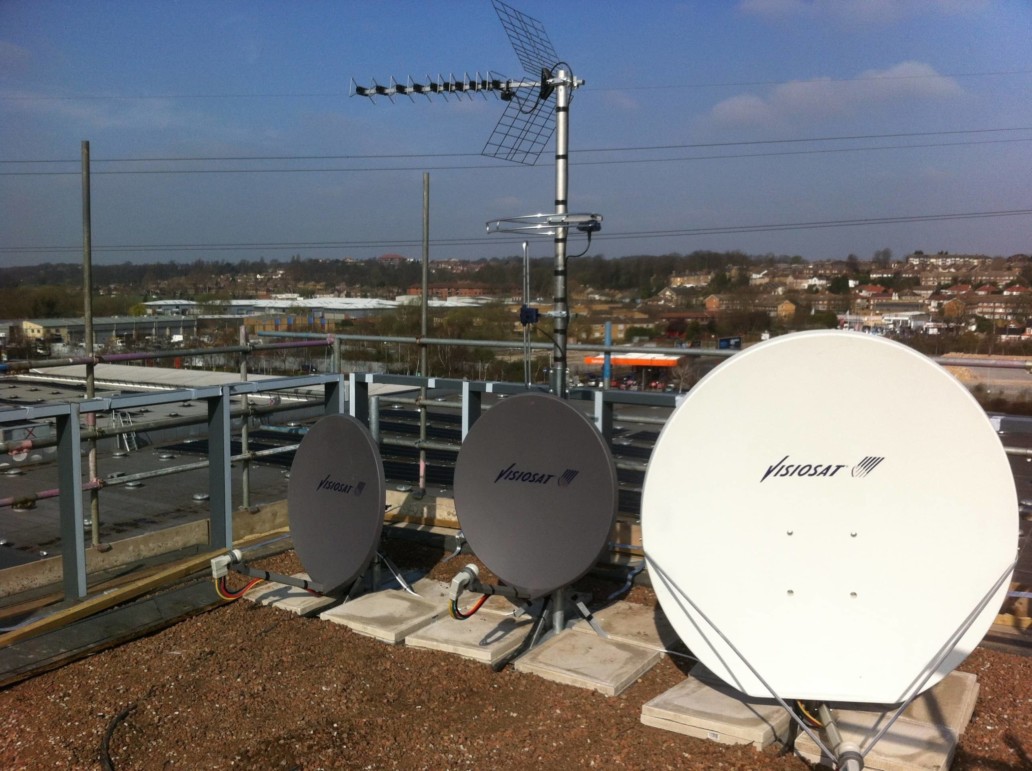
left=115, top=411, right=138, bottom=452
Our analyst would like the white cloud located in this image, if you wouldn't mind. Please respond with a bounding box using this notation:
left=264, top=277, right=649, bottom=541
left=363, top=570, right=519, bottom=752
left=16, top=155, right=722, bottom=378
left=705, top=61, right=963, bottom=129
left=600, top=91, right=641, bottom=112
left=738, top=0, right=990, bottom=25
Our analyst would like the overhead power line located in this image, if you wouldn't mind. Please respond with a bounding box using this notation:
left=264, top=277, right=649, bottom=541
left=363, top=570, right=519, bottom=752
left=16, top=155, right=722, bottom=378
left=2, top=137, right=1030, bottom=177
left=3, top=126, right=1030, bottom=167
left=3, top=208, right=1029, bottom=257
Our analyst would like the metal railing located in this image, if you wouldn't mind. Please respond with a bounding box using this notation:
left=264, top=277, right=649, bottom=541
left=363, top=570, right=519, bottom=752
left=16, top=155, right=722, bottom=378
left=0, top=374, right=345, bottom=601
left=3, top=330, right=1030, bottom=605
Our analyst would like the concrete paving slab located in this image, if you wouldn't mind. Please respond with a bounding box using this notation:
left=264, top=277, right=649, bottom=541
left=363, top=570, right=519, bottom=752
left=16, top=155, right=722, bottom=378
left=407, top=578, right=450, bottom=604
left=405, top=612, right=535, bottom=665
left=794, top=711, right=956, bottom=771
left=570, top=601, right=680, bottom=652
left=899, top=670, right=979, bottom=735
left=319, top=589, right=443, bottom=644
left=513, top=630, right=662, bottom=697
left=640, top=672, right=792, bottom=749
left=243, top=573, right=337, bottom=616
left=793, top=670, right=978, bottom=771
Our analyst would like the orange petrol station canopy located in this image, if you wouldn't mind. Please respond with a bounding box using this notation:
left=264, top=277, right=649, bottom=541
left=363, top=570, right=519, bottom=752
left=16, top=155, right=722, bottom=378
left=583, top=353, right=682, bottom=368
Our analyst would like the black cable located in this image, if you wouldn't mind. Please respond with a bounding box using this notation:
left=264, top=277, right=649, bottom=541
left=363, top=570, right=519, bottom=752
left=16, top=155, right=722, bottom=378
left=2, top=207, right=1028, bottom=257
left=2, top=127, right=1029, bottom=167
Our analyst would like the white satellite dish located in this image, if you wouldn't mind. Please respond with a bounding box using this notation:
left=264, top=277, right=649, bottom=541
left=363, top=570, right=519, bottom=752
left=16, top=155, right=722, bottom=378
left=287, top=414, right=386, bottom=593
left=453, top=392, right=618, bottom=599
left=642, top=330, right=1016, bottom=704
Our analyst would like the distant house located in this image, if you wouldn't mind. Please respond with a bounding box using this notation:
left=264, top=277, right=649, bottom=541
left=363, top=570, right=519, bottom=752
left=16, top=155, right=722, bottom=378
left=670, top=272, right=713, bottom=288
left=650, top=286, right=692, bottom=306
left=855, top=284, right=889, bottom=298
left=776, top=300, right=797, bottom=321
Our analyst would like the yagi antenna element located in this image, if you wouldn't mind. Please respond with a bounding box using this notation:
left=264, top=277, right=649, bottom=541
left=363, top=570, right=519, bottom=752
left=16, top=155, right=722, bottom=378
left=351, top=0, right=589, bottom=398
left=350, top=0, right=570, bottom=167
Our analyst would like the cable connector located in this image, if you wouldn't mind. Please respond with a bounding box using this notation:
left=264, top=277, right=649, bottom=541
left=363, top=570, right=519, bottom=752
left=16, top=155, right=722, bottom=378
left=449, top=564, right=479, bottom=602
left=210, top=555, right=231, bottom=580
left=210, top=549, right=242, bottom=579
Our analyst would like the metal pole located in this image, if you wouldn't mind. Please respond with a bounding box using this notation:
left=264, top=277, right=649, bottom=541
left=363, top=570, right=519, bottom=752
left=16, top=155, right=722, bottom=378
left=417, top=172, right=429, bottom=497
left=57, top=404, right=87, bottom=600
left=551, top=70, right=571, bottom=399
left=523, top=240, right=531, bottom=387
left=208, top=386, right=233, bottom=550
left=82, top=140, right=102, bottom=549
left=239, top=325, right=250, bottom=510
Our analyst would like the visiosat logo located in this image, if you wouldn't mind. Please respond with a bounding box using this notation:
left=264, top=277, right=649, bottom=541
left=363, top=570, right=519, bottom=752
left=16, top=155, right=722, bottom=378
left=851, top=456, right=884, bottom=478
left=760, top=455, right=885, bottom=483
left=494, top=462, right=579, bottom=487
left=315, top=474, right=365, bottom=496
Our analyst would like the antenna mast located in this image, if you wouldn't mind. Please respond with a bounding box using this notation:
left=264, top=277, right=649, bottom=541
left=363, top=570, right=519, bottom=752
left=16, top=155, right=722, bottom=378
left=351, top=0, right=601, bottom=398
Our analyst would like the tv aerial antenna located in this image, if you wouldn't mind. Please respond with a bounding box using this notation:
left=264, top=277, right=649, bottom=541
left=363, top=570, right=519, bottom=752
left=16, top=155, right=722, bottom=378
left=351, top=0, right=602, bottom=398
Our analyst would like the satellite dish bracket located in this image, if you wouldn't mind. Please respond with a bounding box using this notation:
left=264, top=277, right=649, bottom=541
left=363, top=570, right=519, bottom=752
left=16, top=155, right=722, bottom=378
left=449, top=563, right=601, bottom=667
left=486, top=211, right=602, bottom=237
left=647, top=551, right=1018, bottom=770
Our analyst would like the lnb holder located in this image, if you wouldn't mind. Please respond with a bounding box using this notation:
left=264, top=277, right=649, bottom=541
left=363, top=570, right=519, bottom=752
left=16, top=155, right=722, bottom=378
left=486, top=211, right=602, bottom=237
left=519, top=305, right=540, bottom=326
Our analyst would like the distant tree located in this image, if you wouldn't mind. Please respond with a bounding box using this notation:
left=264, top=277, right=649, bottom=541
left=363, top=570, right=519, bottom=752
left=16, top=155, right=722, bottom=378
left=802, top=309, right=839, bottom=329
left=668, top=358, right=699, bottom=393
left=827, top=275, right=850, bottom=294
left=873, top=248, right=893, bottom=267
left=624, top=325, right=656, bottom=342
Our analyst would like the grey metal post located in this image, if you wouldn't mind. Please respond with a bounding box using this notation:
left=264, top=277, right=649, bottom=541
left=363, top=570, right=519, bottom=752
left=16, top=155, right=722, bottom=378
left=551, top=585, right=566, bottom=635
left=523, top=240, right=531, bottom=387
left=418, top=172, right=430, bottom=496
left=207, top=386, right=233, bottom=549
left=593, top=389, right=614, bottom=443
left=461, top=380, right=482, bottom=439
left=324, top=373, right=346, bottom=416
left=349, top=372, right=370, bottom=425
left=332, top=335, right=342, bottom=374
left=369, top=396, right=381, bottom=442
left=550, top=70, right=571, bottom=399
left=603, top=321, right=612, bottom=390
left=82, top=140, right=101, bottom=548
left=57, top=403, right=87, bottom=600
left=239, top=325, right=250, bottom=510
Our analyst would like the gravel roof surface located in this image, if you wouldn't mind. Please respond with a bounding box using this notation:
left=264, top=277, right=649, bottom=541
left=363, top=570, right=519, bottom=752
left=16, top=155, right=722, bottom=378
left=1, top=543, right=1031, bottom=770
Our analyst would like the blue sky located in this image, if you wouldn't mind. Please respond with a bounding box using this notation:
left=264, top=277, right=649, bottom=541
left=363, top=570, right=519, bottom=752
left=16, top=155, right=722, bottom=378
left=1, top=0, right=1030, bottom=267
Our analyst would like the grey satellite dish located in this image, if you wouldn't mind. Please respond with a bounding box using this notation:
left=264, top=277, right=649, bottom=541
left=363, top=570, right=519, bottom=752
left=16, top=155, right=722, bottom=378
left=287, top=414, right=386, bottom=593
left=642, top=330, right=1016, bottom=705
left=453, top=392, right=618, bottom=599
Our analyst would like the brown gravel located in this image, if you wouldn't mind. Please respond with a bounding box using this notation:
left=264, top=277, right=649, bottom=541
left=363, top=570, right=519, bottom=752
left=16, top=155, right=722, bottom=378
left=1, top=543, right=1031, bottom=770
